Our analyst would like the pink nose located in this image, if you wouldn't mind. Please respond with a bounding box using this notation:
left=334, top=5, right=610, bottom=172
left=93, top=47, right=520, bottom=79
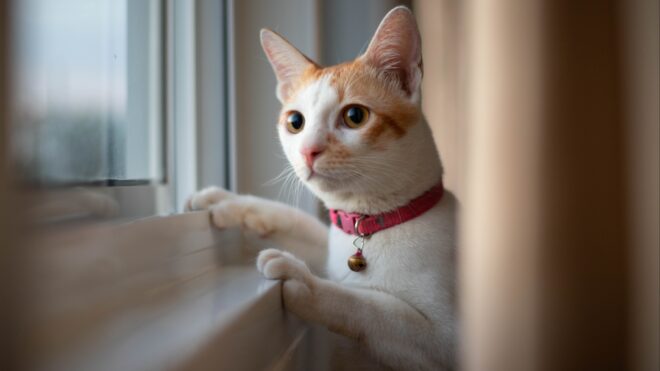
left=301, top=146, right=325, bottom=167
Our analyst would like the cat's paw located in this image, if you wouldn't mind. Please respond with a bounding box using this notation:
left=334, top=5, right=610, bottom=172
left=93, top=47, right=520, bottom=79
left=256, top=248, right=311, bottom=282
left=210, top=196, right=279, bottom=236
left=258, top=249, right=316, bottom=314
left=185, top=186, right=236, bottom=211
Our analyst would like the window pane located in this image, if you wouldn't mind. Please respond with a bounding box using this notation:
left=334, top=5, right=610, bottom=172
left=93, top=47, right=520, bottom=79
left=12, top=0, right=163, bottom=185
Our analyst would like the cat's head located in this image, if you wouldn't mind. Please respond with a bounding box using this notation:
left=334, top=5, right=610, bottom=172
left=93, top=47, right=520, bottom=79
left=261, top=6, right=441, bottom=213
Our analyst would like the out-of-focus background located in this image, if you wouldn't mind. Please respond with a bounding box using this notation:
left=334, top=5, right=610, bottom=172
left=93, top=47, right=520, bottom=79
left=0, top=0, right=658, bottom=370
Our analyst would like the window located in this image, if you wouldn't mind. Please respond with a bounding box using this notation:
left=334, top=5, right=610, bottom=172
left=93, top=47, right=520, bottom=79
left=12, top=0, right=165, bottom=187
left=11, top=0, right=232, bottom=218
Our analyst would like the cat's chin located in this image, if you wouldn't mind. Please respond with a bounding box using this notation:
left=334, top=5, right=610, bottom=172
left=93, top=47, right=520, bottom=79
left=301, top=170, right=350, bottom=192
left=305, top=171, right=335, bottom=186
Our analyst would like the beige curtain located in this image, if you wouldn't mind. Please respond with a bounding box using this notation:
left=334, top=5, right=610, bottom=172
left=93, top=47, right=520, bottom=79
left=416, top=0, right=659, bottom=370
left=0, top=1, right=23, bottom=369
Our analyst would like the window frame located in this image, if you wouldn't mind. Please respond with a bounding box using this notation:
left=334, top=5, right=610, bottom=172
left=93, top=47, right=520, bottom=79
left=168, top=0, right=232, bottom=214
left=11, top=0, right=232, bottom=221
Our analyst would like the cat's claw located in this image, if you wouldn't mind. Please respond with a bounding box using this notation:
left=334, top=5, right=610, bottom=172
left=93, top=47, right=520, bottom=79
left=257, top=248, right=311, bottom=282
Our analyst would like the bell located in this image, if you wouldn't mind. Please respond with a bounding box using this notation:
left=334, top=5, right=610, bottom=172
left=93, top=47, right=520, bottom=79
left=348, top=251, right=367, bottom=272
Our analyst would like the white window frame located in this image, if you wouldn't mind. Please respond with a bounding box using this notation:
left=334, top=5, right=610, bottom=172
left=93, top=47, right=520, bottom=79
left=7, top=0, right=172, bottom=221
left=18, top=0, right=233, bottom=221
left=169, top=0, right=232, bottom=213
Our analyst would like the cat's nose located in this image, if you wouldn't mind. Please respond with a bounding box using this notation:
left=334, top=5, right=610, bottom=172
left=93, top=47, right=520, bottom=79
left=301, top=146, right=325, bottom=167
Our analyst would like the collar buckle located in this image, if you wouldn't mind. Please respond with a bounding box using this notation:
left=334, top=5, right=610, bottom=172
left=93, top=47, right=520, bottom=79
left=354, top=215, right=371, bottom=238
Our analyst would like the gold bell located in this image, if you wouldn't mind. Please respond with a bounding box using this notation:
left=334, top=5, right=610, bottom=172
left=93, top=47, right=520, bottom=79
left=348, top=251, right=367, bottom=272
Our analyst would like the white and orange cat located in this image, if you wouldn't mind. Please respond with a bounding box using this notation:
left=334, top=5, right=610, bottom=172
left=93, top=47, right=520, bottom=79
left=187, top=7, right=455, bottom=370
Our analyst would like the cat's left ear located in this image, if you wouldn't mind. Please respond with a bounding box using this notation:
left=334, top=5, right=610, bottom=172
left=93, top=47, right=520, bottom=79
left=260, top=29, right=316, bottom=102
left=361, top=6, right=423, bottom=97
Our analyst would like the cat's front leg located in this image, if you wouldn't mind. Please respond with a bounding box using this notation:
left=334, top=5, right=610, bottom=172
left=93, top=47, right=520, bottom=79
left=187, top=186, right=324, bottom=240
left=257, top=248, right=452, bottom=370
left=187, top=187, right=276, bottom=236
left=187, top=187, right=329, bottom=272
left=257, top=248, right=313, bottom=283
left=256, top=248, right=316, bottom=315
left=185, top=186, right=237, bottom=212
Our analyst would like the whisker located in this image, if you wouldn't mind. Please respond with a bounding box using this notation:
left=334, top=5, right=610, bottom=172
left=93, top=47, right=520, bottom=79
left=264, top=165, right=295, bottom=186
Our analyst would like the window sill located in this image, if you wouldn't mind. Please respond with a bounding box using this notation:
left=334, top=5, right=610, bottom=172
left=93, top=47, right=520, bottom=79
left=23, top=211, right=307, bottom=371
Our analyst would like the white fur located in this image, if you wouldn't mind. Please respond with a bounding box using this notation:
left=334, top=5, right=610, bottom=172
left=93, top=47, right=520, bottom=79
left=187, top=6, right=455, bottom=370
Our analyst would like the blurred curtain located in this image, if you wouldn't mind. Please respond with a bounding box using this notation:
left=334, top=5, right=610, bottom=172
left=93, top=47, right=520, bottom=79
left=415, top=0, right=465, bottom=198
left=0, top=0, right=11, bottom=367
left=1, top=1, right=23, bottom=370
left=415, top=0, right=659, bottom=370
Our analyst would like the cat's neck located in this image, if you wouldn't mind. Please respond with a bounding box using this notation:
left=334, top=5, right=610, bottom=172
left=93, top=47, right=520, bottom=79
left=319, top=119, right=443, bottom=215
left=323, top=174, right=442, bottom=215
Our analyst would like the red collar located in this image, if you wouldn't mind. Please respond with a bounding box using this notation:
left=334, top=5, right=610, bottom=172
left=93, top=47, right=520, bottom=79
left=328, top=181, right=444, bottom=236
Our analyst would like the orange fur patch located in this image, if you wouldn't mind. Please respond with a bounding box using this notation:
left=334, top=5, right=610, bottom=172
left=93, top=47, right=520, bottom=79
left=330, top=60, right=420, bottom=144
left=326, top=133, right=351, bottom=159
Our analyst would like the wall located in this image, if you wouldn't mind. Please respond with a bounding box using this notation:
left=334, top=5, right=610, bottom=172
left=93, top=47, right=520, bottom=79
left=230, top=0, right=320, bottom=215
left=318, top=0, right=411, bottom=66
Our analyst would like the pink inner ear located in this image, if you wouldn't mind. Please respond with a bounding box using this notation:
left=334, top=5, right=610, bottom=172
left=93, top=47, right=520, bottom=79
left=260, top=29, right=316, bottom=101
left=362, top=8, right=422, bottom=95
left=261, top=33, right=298, bottom=80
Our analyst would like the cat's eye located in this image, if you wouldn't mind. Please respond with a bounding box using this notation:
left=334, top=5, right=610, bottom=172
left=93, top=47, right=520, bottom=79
left=286, top=111, right=305, bottom=133
left=342, top=105, right=370, bottom=129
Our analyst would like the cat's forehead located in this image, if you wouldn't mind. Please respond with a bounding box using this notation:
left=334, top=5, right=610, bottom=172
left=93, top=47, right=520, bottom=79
left=285, top=61, right=370, bottom=107
left=282, top=61, right=420, bottom=141
left=291, top=73, right=338, bottom=111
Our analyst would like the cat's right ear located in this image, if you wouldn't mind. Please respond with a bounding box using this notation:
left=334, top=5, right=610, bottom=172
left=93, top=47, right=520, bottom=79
left=361, top=7, right=422, bottom=98
left=260, top=29, right=316, bottom=102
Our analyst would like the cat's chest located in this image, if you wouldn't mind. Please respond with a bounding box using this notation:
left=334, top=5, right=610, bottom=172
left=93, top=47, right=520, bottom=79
left=325, top=212, right=444, bottom=286
left=326, top=199, right=454, bottom=284
left=326, top=229, right=372, bottom=283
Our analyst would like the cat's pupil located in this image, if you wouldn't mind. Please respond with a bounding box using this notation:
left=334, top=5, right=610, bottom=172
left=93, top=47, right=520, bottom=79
left=288, top=112, right=304, bottom=130
left=347, top=107, right=364, bottom=123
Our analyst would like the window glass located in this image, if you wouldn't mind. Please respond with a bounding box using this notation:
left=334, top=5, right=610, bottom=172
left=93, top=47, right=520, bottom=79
left=12, top=0, right=163, bottom=185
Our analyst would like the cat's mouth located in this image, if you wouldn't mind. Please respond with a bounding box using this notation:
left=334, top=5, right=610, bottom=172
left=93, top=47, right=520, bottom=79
left=306, top=169, right=325, bottom=181
left=302, top=169, right=366, bottom=193
left=305, top=167, right=329, bottom=182
left=304, top=167, right=357, bottom=186
left=297, top=159, right=360, bottom=186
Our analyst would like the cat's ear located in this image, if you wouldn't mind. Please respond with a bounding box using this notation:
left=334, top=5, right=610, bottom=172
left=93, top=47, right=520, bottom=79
left=260, top=29, right=316, bottom=102
left=361, top=6, right=422, bottom=97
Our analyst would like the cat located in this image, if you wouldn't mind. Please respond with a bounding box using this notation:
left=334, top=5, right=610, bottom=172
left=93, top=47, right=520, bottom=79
left=186, top=6, right=456, bottom=370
